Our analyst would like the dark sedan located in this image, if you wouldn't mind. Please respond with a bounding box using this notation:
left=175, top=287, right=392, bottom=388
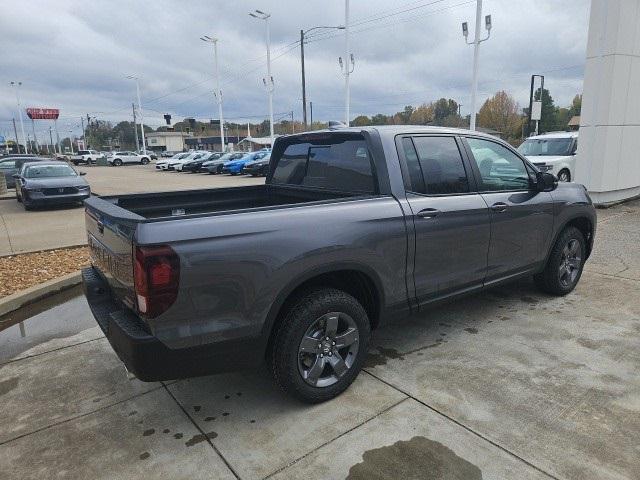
left=182, top=152, right=222, bottom=172
left=14, top=161, right=91, bottom=210
left=242, top=154, right=271, bottom=176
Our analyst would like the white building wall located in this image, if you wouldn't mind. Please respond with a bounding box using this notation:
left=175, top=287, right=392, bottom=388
left=576, top=0, right=640, bottom=204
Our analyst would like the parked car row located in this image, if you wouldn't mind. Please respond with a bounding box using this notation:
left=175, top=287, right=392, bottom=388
left=154, top=149, right=271, bottom=176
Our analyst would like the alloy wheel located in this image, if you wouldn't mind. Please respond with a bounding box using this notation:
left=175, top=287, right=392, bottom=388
left=558, top=239, right=582, bottom=288
left=298, top=312, right=359, bottom=388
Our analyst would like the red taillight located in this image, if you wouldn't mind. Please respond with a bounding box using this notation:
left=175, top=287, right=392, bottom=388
left=133, top=245, right=180, bottom=319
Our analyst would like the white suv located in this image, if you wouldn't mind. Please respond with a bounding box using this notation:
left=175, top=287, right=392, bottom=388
left=517, top=131, right=578, bottom=182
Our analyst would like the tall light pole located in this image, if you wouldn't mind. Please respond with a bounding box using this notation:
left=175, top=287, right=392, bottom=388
left=338, top=0, right=355, bottom=126
left=249, top=10, right=274, bottom=147
left=126, top=75, right=147, bottom=153
left=10, top=82, right=28, bottom=153
left=201, top=35, right=226, bottom=152
left=462, top=1, right=492, bottom=131
left=300, top=25, right=345, bottom=128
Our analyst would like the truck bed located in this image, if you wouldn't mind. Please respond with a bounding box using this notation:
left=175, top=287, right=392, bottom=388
left=91, top=184, right=362, bottom=220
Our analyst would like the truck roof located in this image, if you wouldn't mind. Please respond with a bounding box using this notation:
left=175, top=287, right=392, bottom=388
left=283, top=125, right=502, bottom=140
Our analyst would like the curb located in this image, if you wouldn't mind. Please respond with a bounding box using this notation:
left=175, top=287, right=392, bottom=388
left=0, top=243, right=88, bottom=259
left=0, top=271, right=82, bottom=317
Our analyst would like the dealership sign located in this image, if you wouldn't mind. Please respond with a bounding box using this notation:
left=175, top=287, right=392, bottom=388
left=26, top=108, right=60, bottom=120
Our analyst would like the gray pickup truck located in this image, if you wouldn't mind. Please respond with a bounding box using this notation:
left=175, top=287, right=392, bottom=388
left=82, top=126, right=596, bottom=403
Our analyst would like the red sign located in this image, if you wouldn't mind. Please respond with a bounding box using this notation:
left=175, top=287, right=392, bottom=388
left=26, top=108, right=60, bottom=120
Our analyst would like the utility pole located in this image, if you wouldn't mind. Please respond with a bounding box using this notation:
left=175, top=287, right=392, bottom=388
left=338, top=0, right=354, bottom=126
left=80, top=116, right=85, bottom=150
left=462, top=1, right=492, bottom=131
left=310, top=101, right=313, bottom=129
left=10, top=81, right=28, bottom=153
left=250, top=10, right=274, bottom=147
left=127, top=75, right=146, bottom=153
left=291, top=111, right=294, bottom=133
left=200, top=36, right=226, bottom=152
left=300, top=29, right=307, bottom=128
left=54, top=119, right=61, bottom=155
left=132, top=103, right=139, bottom=151
left=49, top=126, right=55, bottom=155
left=31, top=120, right=38, bottom=153
left=300, top=25, right=344, bottom=130
left=12, top=118, right=19, bottom=153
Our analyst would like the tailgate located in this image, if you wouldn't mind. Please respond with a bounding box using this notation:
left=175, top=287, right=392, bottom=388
left=85, top=198, right=142, bottom=311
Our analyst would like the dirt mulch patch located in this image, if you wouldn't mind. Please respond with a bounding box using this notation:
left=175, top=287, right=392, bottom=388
left=0, top=247, right=89, bottom=298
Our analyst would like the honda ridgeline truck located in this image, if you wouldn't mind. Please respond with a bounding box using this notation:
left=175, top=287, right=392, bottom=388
left=82, top=126, right=596, bottom=403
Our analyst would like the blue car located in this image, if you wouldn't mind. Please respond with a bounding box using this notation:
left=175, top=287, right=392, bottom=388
left=222, top=150, right=270, bottom=175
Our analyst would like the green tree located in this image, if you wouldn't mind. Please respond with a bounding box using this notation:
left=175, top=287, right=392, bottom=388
left=534, top=88, right=556, bottom=133
left=352, top=115, right=372, bottom=126
left=568, top=94, right=582, bottom=118
left=370, top=113, right=389, bottom=125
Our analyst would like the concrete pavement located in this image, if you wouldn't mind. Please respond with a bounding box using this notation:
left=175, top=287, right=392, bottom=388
left=0, top=164, right=264, bottom=256
left=0, top=200, right=638, bottom=479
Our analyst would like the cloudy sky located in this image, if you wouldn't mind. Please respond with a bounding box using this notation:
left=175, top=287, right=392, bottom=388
left=0, top=0, right=589, bottom=139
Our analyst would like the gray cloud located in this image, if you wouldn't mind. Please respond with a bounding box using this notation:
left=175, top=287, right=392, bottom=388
left=0, top=0, right=589, bottom=140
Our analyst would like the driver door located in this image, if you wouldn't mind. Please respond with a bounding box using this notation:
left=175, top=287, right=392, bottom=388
left=462, top=136, right=554, bottom=283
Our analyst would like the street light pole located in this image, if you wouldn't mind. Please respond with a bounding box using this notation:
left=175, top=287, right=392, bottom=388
left=201, top=35, right=226, bottom=152
left=462, top=0, right=491, bottom=131
left=10, top=81, right=28, bottom=153
left=300, top=25, right=345, bottom=129
left=127, top=75, right=147, bottom=154
left=250, top=10, right=274, bottom=147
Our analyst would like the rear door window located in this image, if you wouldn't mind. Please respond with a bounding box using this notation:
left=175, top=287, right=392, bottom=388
left=272, top=135, right=375, bottom=193
left=404, top=136, right=470, bottom=195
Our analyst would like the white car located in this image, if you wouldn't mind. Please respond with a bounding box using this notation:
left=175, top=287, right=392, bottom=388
left=166, top=151, right=207, bottom=171
left=517, top=131, right=578, bottom=182
left=174, top=151, right=209, bottom=172
left=108, top=151, right=151, bottom=166
left=155, top=152, right=189, bottom=170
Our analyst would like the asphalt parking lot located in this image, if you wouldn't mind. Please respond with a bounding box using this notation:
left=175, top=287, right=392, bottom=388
left=0, top=199, right=638, bottom=479
left=0, top=164, right=264, bottom=255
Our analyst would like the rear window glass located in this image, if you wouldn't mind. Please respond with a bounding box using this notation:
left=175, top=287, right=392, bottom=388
left=271, top=135, right=375, bottom=193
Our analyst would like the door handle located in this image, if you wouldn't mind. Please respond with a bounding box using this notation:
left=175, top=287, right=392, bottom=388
left=490, top=202, right=508, bottom=212
left=416, top=208, right=440, bottom=218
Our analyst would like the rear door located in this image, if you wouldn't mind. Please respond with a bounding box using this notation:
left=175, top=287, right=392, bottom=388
left=462, top=136, right=554, bottom=283
left=397, top=135, right=490, bottom=304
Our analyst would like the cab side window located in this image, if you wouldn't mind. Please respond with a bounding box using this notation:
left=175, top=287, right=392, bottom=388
left=401, top=136, right=470, bottom=195
left=466, top=138, right=530, bottom=192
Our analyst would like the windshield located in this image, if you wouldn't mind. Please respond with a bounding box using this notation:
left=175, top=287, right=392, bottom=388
left=518, top=138, right=574, bottom=156
left=25, top=164, right=77, bottom=178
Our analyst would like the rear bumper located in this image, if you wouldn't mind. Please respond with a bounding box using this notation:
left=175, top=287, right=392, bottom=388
left=82, top=267, right=264, bottom=381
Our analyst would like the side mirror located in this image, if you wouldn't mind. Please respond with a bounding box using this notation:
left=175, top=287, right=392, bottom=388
left=536, top=171, right=557, bottom=192
left=12, top=174, right=20, bottom=179
left=79, top=171, right=87, bottom=176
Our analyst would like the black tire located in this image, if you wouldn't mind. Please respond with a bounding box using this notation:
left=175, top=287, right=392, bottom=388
left=113, top=158, right=123, bottom=166
left=534, top=226, right=586, bottom=296
left=270, top=288, right=370, bottom=403
left=23, top=200, right=33, bottom=211
left=557, top=169, right=571, bottom=182
left=141, top=157, right=149, bottom=165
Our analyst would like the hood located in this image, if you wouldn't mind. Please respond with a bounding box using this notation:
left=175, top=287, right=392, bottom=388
left=525, top=155, right=571, bottom=164
left=246, top=158, right=269, bottom=166
left=24, top=176, right=88, bottom=188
